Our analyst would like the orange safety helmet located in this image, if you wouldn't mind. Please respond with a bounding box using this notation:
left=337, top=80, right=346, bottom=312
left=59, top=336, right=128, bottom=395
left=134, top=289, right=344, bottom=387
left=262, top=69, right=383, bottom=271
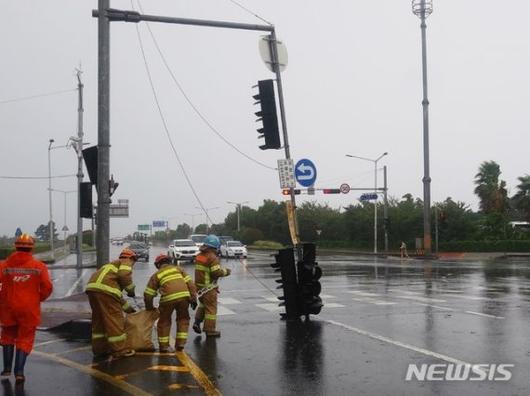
left=14, top=233, right=35, bottom=250
left=119, top=248, right=138, bottom=261
left=154, top=254, right=171, bottom=268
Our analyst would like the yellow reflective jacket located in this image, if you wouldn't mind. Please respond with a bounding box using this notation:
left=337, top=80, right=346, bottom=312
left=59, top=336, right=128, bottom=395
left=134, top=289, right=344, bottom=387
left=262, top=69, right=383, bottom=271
left=144, top=264, right=196, bottom=308
left=194, top=251, right=229, bottom=289
left=85, top=260, right=136, bottom=309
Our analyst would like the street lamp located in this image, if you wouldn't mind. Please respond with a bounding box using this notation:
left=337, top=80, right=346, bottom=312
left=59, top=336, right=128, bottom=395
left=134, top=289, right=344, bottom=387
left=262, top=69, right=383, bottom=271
left=183, top=212, right=202, bottom=233
left=227, top=201, right=249, bottom=232
left=412, top=0, right=433, bottom=255
left=346, top=152, right=388, bottom=253
left=194, top=207, right=220, bottom=233
left=51, top=189, right=76, bottom=256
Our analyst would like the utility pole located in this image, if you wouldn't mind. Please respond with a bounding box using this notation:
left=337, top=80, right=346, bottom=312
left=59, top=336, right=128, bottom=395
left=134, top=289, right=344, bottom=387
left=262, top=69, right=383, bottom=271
left=47, top=139, right=55, bottom=261
left=227, top=201, right=249, bottom=232
left=383, top=166, right=389, bottom=253
left=96, top=0, right=111, bottom=267
left=76, top=69, right=84, bottom=267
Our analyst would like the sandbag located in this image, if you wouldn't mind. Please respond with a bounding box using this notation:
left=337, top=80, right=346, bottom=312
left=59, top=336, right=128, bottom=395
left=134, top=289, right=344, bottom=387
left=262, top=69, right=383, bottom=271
left=125, top=309, right=159, bottom=351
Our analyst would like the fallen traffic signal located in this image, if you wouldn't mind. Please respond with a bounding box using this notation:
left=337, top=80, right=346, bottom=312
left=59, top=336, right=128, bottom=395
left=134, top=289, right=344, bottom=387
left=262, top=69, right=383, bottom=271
left=297, top=243, right=323, bottom=316
left=271, top=248, right=299, bottom=320
left=253, top=79, right=281, bottom=150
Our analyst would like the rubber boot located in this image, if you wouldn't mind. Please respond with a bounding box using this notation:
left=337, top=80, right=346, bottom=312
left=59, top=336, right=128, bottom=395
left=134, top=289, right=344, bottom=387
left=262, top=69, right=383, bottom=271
left=1, top=345, right=14, bottom=378
left=13, top=349, right=28, bottom=384
left=192, top=320, right=202, bottom=334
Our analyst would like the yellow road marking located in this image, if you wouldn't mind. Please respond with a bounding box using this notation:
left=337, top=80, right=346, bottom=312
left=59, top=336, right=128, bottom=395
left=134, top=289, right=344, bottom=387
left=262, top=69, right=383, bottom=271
left=114, top=365, right=190, bottom=380
left=149, top=365, right=190, bottom=372
left=33, top=350, right=153, bottom=396
left=54, top=346, right=93, bottom=356
left=168, top=383, right=200, bottom=390
left=177, top=351, right=222, bottom=396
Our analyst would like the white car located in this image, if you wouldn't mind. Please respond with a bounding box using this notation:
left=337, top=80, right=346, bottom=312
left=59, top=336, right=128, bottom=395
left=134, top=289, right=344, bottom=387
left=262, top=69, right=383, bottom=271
left=168, top=239, right=199, bottom=262
left=220, top=240, right=247, bottom=258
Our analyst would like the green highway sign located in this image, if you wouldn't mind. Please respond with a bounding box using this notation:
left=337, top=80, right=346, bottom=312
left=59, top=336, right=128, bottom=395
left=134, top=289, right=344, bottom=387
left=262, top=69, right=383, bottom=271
left=138, top=224, right=151, bottom=231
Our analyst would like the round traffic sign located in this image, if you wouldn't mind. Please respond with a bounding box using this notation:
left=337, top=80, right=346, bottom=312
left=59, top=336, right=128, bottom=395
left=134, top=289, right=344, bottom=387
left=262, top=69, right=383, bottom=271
left=340, top=183, right=350, bottom=194
left=295, top=159, right=317, bottom=187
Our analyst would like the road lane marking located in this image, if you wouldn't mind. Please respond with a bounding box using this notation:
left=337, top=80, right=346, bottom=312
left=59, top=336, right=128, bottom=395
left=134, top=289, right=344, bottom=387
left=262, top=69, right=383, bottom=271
left=168, top=384, right=200, bottom=390
left=256, top=303, right=282, bottom=312
left=217, top=306, right=236, bottom=316
left=218, top=297, right=242, bottom=305
left=325, top=319, right=473, bottom=366
left=32, top=350, right=152, bottom=396
left=65, top=269, right=89, bottom=297
left=324, top=303, right=345, bottom=308
left=115, top=365, right=190, bottom=380
left=390, top=294, right=446, bottom=303
left=347, top=291, right=381, bottom=297
left=465, top=311, right=504, bottom=319
left=319, top=294, right=336, bottom=299
left=415, top=303, right=454, bottom=311
left=351, top=297, right=396, bottom=306
left=54, top=346, right=92, bottom=355
left=34, top=338, right=69, bottom=347
left=444, top=294, right=489, bottom=301
left=177, top=351, right=222, bottom=396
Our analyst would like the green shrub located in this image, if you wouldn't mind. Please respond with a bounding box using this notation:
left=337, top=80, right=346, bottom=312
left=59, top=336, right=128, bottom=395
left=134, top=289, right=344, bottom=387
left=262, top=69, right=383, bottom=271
left=251, top=240, right=284, bottom=250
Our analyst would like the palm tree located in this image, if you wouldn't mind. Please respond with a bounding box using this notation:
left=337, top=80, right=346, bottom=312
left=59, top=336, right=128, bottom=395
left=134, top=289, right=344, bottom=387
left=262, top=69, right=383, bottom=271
left=474, top=161, right=508, bottom=214
left=513, top=174, right=530, bottom=221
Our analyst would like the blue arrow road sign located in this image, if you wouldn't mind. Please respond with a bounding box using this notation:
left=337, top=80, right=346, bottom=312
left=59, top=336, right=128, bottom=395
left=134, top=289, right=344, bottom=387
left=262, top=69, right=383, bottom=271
left=295, top=159, right=317, bottom=187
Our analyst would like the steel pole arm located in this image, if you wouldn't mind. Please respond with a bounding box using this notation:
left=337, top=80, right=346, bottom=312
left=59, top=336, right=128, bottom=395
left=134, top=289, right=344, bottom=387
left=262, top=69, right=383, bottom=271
left=92, top=8, right=274, bottom=32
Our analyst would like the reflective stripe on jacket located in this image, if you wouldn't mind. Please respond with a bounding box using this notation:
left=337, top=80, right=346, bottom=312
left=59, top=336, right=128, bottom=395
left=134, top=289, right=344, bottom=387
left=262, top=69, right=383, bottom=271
left=85, top=260, right=135, bottom=301
left=194, top=251, right=229, bottom=289
left=144, top=264, right=196, bottom=307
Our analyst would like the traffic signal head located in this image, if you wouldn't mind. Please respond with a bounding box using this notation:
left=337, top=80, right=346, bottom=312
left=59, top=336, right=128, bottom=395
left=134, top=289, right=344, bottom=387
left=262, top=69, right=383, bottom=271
left=82, top=146, right=98, bottom=185
left=323, top=188, right=341, bottom=194
left=297, top=243, right=323, bottom=316
left=80, top=182, right=93, bottom=219
left=282, top=189, right=301, bottom=195
left=253, top=79, right=281, bottom=150
left=270, top=248, right=299, bottom=319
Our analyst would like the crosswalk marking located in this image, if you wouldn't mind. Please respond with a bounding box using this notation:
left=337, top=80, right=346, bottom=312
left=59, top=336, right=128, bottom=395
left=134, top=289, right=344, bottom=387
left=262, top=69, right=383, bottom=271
left=347, top=291, right=381, bottom=297
left=324, top=303, right=345, bottom=308
left=217, top=306, right=236, bottom=316
left=351, top=297, right=396, bottom=306
left=255, top=303, right=283, bottom=312
left=218, top=297, right=242, bottom=305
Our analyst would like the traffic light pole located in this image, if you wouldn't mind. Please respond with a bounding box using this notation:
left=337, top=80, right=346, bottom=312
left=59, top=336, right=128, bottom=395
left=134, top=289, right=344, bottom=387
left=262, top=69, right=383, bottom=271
left=269, top=30, right=301, bottom=253
left=93, top=7, right=300, bottom=262
left=383, top=166, right=389, bottom=253
left=96, top=0, right=111, bottom=267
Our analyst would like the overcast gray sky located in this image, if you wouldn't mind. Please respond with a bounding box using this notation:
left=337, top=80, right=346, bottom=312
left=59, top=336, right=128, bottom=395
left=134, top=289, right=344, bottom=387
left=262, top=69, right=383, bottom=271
left=1, top=0, right=528, bottom=238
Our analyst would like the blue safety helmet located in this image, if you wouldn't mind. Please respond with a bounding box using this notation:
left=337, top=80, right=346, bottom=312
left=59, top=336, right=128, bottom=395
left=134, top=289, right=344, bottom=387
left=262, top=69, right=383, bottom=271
left=203, top=234, right=221, bottom=249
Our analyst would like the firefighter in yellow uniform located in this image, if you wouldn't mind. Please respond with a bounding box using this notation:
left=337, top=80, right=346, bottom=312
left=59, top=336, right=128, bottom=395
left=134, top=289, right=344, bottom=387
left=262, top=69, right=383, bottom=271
left=85, top=248, right=137, bottom=359
left=144, top=254, right=197, bottom=352
left=192, top=235, right=231, bottom=337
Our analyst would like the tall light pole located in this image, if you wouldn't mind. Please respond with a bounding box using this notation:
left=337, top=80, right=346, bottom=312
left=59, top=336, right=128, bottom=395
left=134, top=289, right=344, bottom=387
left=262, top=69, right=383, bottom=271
left=194, top=207, right=220, bottom=233
left=183, top=212, right=202, bottom=233
left=47, top=139, right=55, bottom=259
left=412, top=0, right=433, bottom=255
left=51, top=189, right=76, bottom=256
left=346, top=152, right=388, bottom=253
left=227, top=201, right=249, bottom=232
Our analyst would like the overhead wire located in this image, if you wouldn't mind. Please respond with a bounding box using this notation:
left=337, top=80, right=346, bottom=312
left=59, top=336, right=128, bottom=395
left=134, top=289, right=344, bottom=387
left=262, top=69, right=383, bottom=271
left=0, top=89, right=76, bottom=105
left=225, top=0, right=273, bottom=26
left=136, top=0, right=276, bottom=171
left=131, top=1, right=214, bottom=226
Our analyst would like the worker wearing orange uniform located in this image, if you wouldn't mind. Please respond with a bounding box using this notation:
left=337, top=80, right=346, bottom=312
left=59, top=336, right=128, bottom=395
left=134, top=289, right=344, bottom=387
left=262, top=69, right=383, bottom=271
left=192, top=235, right=231, bottom=337
left=144, top=254, right=197, bottom=352
left=85, top=248, right=137, bottom=359
left=0, top=234, right=53, bottom=384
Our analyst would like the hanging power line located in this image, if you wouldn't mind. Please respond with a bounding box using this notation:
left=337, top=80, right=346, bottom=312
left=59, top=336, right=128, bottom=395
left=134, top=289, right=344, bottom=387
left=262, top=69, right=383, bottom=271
left=0, top=89, right=76, bottom=105
left=226, top=0, right=273, bottom=26
left=0, top=174, right=76, bottom=180
left=136, top=0, right=276, bottom=171
left=131, top=2, right=214, bottom=226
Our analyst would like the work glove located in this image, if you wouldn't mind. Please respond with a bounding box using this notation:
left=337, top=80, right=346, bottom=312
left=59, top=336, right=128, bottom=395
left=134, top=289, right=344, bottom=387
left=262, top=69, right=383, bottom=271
left=124, top=306, right=136, bottom=314
left=190, top=299, right=198, bottom=310
left=225, top=268, right=231, bottom=276
left=127, top=291, right=136, bottom=298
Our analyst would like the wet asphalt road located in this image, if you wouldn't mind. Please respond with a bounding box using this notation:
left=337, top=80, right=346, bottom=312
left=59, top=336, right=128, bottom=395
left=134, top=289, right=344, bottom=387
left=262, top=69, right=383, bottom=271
left=10, top=245, right=530, bottom=395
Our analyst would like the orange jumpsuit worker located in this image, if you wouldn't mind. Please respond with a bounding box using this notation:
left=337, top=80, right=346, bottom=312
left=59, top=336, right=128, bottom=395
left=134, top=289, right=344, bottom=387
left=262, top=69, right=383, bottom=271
left=0, top=234, right=53, bottom=384
left=192, top=235, right=231, bottom=337
left=144, top=254, right=197, bottom=352
left=85, top=248, right=137, bottom=359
